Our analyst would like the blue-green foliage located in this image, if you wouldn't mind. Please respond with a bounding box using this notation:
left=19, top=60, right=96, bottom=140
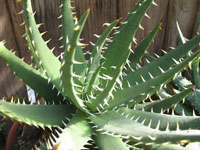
left=0, top=0, right=200, bottom=149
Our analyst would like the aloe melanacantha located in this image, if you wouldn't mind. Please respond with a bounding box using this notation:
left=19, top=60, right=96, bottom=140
left=1, top=0, right=200, bottom=149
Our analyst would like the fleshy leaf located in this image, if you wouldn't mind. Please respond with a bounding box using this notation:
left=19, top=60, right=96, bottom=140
left=89, top=109, right=200, bottom=144
left=0, top=42, right=63, bottom=103
left=192, top=59, right=200, bottom=89
left=94, top=132, right=129, bottom=150
left=135, top=87, right=193, bottom=112
left=60, top=8, right=90, bottom=111
left=61, top=0, right=87, bottom=80
left=123, top=34, right=200, bottom=88
left=0, top=100, right=75, bottom=128
left=87, top=0, right=154, bottom=111
left=85, top=20, right=119, bottom=95
left=23, top=0, right=61, bottom=91
left=53, top=111, right=92, bottom=150
left=172, top=75, right=200, bottom=113
left=103, top=50, right=200, bottom=110
left=127, top=22, right=161, bottom=71
left=118, top=107, right=200, bottom=131
left=24, top=26, right=44, bottom=73
left=133, top=142, right=188, bottom=150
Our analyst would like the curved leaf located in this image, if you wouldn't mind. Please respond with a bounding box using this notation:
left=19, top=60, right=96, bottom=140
left=53, top=111, right=92, bottom=150
left=94, top=132, right=129, bottom=150
left=192, top=59, right=200, bottom=89
left=60, top=8, right=90, bottom=111
left=61, top=0, right=86, bottom=79
left=0, top=100, right=75, bottom=128
left=123, top=34, right=200, bottom=88
left=127, top=22, right=161, bottom=71
left=104, top=50, right=200, bottom=110
left=85, top=20, right=119, bottom=95
left=0, top=43, right=63, bottom=103
left=24, top=27, right=44, bottom=73
left=23, top=0, right=61, bottom=91
left=135, top=87, right=193, bottom=112
left=134, top=143, right=188, bottom=150
left=87, top=0, right=154, bottom=111
left=118, top=107, right=200, bottom=131
left=90, top=110, right=200, bottom=144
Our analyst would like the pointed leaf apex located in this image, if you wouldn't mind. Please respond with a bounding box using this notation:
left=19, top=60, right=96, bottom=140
left=88, top=7, right=91, bottom=12
left=159, top=25, right=162, bottom=31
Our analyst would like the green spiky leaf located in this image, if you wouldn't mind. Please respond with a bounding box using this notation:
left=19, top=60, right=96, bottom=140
left=123, top=34, right=200, bottom=88
left=117, top=107, right=200, bottom=131
left=128, top=22, right=161, bottom=71
left=90, top=109, right=200, bottom=144
left=85, top=19, right=119, bottom=95
left=24, top=27, right=44, bottom=73
left=133, top=143, right=188, bottom=150
left=94, top=132, right=129, bottom=150
left=87, top=0, right=154, bottom=111
left=24, top=0, right=61, bottom=91
left=61, top=0, right=87, bottom=80
left=0, top=100, right=75, bottom=128
left=192, top=59, right=200, bottom=89
left=135, top=87, right=193, bottom=112
left=1, top=0, right=200, bottom=149
left=60, top=8, right=90, bottom=111
left=0, top=42, right=63, bottom=103
left=103, top=50, right=200, bottom=110
left=53, top=111, right=92, bottom=150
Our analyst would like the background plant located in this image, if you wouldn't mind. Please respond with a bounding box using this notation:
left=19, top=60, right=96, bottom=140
left=0, top=0, right=200, bottom=149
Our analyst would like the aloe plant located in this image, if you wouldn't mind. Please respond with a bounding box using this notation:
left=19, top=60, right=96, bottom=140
left=158, top=22, right=200, bottom=116
left=1, top=0, right=200, bottom=149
